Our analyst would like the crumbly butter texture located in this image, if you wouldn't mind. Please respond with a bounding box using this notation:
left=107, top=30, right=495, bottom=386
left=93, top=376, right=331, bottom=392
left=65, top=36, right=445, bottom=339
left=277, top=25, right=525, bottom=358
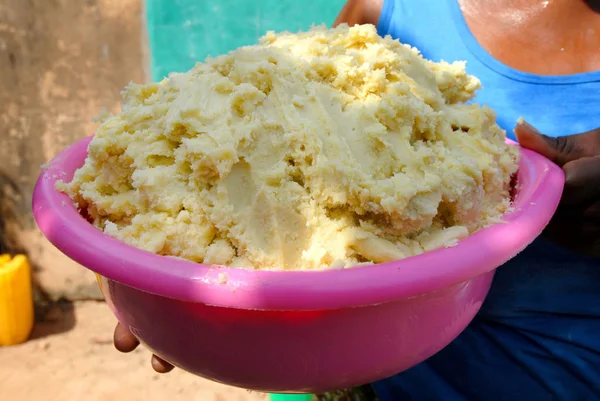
left=58, top=24, right=519, bottom=270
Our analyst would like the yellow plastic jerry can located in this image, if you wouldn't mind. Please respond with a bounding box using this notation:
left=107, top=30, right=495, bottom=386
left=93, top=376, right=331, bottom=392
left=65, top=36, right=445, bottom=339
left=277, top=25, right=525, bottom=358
left=0, top=254, right=34, bottom=346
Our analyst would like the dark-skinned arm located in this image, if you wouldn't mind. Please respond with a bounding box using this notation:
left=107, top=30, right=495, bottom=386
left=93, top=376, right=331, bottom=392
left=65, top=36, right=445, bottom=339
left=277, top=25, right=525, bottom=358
left=516, top=120, right=600, bottom=258
left=333, top=0, right=383, bottom=27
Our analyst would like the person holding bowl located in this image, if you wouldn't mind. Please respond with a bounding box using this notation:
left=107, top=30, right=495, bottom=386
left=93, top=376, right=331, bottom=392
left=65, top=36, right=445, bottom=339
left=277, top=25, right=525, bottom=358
left=114, top=0, right=600, bottom=399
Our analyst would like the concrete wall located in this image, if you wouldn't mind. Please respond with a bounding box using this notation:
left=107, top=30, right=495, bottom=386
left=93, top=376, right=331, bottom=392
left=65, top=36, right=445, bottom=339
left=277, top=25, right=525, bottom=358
left=0, top=0, right=147, bottom=301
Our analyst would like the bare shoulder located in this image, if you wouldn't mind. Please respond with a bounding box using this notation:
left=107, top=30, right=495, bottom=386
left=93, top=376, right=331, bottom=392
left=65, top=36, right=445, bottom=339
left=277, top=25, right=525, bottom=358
left=333, top=0, right=384, bottom=27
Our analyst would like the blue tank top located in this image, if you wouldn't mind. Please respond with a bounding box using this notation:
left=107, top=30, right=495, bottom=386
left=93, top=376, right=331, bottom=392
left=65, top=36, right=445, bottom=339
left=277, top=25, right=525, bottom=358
left=371, top=1, right=600, bottom=400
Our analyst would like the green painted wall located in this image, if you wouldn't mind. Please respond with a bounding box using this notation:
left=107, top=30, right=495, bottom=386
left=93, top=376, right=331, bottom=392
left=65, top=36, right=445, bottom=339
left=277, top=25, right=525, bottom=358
left=146, top=0, right=346, bottom=81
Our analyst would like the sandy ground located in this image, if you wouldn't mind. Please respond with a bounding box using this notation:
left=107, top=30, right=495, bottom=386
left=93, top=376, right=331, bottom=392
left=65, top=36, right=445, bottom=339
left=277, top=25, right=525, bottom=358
left=0, top=301, right=267, bottom=401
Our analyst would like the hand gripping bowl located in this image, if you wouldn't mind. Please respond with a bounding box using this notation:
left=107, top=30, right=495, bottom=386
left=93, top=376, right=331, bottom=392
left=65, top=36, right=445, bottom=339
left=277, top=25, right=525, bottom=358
left=33, top=136, right=564, bottom=394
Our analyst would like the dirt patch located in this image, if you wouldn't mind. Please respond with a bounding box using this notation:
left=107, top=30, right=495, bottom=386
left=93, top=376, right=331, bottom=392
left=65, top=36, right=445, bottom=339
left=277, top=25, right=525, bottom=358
left=0, top=301, right=267, bottom=401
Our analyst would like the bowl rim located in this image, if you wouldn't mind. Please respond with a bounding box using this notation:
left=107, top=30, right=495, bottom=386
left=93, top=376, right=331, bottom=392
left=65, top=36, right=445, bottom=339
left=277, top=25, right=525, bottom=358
left=33, top=136, right=564, bottom=310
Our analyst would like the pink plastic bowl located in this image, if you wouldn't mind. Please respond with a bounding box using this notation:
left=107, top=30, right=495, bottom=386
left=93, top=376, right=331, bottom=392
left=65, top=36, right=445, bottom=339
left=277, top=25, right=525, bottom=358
left=33, top=136, right=563, bottom=394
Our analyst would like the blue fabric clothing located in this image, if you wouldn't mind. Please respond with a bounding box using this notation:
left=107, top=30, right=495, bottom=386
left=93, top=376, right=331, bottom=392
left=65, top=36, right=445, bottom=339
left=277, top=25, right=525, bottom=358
left=376, top=0, right=600, bottom=140
left=371, top=1, right=600, bottom=400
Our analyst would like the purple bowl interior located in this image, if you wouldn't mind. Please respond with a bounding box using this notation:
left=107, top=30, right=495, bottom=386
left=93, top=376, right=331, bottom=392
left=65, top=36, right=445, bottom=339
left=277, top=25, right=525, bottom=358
left=33, top=136, right=564, bottom=310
